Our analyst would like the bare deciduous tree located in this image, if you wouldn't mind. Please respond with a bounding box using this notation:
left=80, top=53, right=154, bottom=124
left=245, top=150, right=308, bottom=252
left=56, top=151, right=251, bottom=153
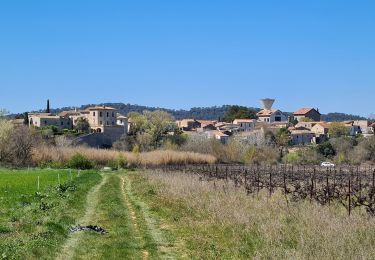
left=9, top=126, right=35, bottom=166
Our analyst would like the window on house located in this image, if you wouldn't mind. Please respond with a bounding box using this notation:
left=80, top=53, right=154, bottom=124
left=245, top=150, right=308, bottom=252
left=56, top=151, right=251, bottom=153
left=61, top=121, right=63, bottom=125
left=100, top=112, right=102, bottom=117
left=107, top=112, right=109, bottom=117
left=93, top=112, right=95, bottom=116
left=106, top=121, right=109, bottom=125
left=100, top=121, right=102, bottom=125
left=112, top=112, right=114, bottom=117
left=44, top=120, right=47, bottom=124
left=120, top=120, right=123, bottom=124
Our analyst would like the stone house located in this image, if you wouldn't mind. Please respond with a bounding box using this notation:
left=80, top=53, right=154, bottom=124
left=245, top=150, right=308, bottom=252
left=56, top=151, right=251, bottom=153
left=290, top=129, right=314, bottom=145
left=28, top=113, right=72, bottom=130
left=295, top=121, right=319, bottom=130
left=311, top=122, right=330, bottom=136
left=233, top=119, right=256, bottom=132
left=206, top=130, right=229, bottom=144
left=293, top=108, right=321, bottom=122
left=176, top=119, right=201, bottom=131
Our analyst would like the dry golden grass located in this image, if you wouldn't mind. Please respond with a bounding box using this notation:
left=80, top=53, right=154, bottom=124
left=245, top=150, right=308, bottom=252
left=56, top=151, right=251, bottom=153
left=139, top=170, right=375, bottom=259
left=32, top=146, right=216, bottom=166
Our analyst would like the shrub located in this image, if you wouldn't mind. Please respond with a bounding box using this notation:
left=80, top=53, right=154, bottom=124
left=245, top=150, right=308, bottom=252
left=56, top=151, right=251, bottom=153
left=283, top=152, right=301, bottom=165
left=117, top=153, right=127, bottom=168
left=68, top=153, right=95, bottom=169
left=242, top=146, right=279, bottom=165
left=107, top=154, right=127, bottom=170
left=317, top=141, right=335, bottom=158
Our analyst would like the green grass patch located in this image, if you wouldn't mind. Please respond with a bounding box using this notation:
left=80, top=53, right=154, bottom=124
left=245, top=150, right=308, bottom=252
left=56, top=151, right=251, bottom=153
left=72, top=173, right=143, bottom=259
left=0, top=168, right=101, bottom=259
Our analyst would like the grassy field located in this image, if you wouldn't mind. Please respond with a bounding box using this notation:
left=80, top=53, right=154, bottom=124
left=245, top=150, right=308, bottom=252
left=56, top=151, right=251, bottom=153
left=0, top=169, right=101, bottom=259
left=2, top=168, right=375, bottom=259
left=130, top=170, right=375, bottom=259
left=0, top=169, right=178, bottom=259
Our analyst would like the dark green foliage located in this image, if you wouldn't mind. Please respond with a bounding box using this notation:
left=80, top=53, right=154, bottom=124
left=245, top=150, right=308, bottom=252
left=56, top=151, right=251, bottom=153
left=317, top=141, right=336, bottom=158
left=41, top=125, right=59, bottom=134
left=291, top=118, right=299, bottom=126
left=276, top=127, right=291, bottom=147
left=322, top=113, right=367, bottom=122
left=68, top=153, right=95, bottom=169
left=75, top=117, right=90, bottom=133
left=223, top=105, right=257, bottom=122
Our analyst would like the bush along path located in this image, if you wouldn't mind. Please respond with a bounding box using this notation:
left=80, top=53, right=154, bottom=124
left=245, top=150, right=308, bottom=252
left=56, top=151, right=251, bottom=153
left=57, top=170, right=178, bottom=260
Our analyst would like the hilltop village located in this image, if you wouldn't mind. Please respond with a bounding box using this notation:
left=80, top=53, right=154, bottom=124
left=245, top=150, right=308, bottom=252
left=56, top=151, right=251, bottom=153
left=16, top=98, right=374, bottom=148
left=177, top=99, right=374, bottom=146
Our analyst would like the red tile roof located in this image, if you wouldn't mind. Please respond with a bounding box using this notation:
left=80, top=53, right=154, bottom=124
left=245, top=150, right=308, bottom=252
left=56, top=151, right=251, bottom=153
left=315, top=122, right=331, bottom=129
left=256, top=109, right=279, bottom=117
left=294, top=108, right=320, bottom=115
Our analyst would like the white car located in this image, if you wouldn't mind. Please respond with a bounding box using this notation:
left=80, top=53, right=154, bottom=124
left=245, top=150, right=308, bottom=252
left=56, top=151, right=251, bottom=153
left=321, top=162, right=335, bottom=167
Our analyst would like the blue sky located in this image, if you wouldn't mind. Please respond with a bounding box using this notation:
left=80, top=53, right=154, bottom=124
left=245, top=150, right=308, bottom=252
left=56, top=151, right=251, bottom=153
left=1, top=1, right=374, bottom=116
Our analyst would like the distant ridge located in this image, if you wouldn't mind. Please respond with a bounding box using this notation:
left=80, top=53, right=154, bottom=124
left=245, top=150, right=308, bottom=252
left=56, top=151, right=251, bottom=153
left=23, top=102, right=368, bottom=122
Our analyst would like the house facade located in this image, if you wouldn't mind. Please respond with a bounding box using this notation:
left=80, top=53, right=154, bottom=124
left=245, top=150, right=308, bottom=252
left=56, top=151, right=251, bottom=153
left=176, top=119, right=201, bottom=131
left=290, top=130, right=314, bottom=145
left=256, top=109, right=288, bottom=123
left=29, top=105, right=127, bottom=136
left=233, top=119, right=256, bottom=132
left=29, top=113, right=72, bottom=130
left=295, top=121, right=318, bottom=130
left=206, top=130, right=229, bottom=144
left=311, top=122, right=330, bottom=136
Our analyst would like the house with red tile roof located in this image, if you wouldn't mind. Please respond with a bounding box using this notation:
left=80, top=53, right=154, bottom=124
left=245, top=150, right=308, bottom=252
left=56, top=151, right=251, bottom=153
left=294, top=108, right=321, bottom=122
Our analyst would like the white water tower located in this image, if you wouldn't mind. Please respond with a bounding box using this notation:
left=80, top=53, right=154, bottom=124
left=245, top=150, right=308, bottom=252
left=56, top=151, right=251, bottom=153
left=260, top=98, right=275, bottom=110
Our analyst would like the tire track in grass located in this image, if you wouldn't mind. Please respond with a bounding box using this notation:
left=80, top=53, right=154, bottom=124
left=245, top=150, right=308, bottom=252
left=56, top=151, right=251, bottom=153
left=121, top=175, right=176, bottom=259
left=56, top=174, right=108, bottom=260
left=120, top=176, right=150, bottom=260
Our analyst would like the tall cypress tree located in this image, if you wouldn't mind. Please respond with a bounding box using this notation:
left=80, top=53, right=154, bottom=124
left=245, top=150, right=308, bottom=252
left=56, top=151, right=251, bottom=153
left=46, top=99, right=50, bottom=113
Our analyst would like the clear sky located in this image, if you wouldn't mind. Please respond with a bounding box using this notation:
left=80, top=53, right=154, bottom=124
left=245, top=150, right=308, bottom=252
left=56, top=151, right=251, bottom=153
left=1, top=1, right=374, bottom=116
